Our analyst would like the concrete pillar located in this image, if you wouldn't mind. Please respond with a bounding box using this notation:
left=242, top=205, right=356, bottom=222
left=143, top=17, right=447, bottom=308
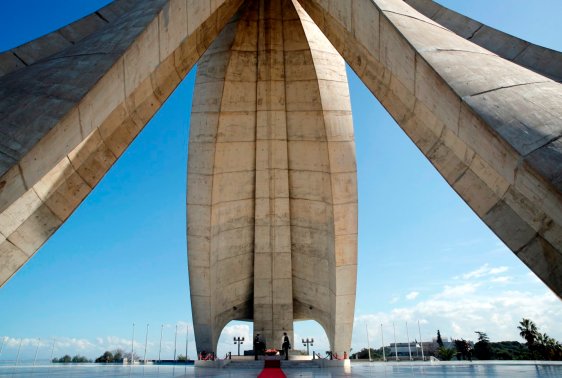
left=187, top=0, right=357, bottom=355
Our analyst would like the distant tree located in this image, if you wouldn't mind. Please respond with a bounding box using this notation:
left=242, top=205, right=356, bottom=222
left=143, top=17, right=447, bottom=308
left=517, top=318, right=538, bottom=350
left=95, top=351, right=114, bottom=363
left=61, top=355, right=72, bottom=363
left=453, top=339, right=471, bottom=361
left=535, top=333, right=562, bottom=361
left=436, top=330, right=444, bottom=348
left=123, top=351, right=140, bottom=362
left=437, top=347, right=455, bottom=361
left=474, top=332, right=492, bottom=360
left=113, top=349, right=124, bottom=363
left=350, top=347, right=383, bottom=360
left=71, top=355, right=91, bottom=363
left=177, top=354, right=187, bottom=361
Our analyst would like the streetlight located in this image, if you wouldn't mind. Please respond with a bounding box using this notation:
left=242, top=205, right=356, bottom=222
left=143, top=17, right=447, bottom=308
left=233, top=337, right=245, bottom=356
left=302, top=338, right=314, bottom=355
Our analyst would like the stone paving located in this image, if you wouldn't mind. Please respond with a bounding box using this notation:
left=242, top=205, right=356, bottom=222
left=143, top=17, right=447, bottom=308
left=2, top=362, right=562, bottom=377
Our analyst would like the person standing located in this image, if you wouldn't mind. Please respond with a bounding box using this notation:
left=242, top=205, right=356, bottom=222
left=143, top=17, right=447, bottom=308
left=254, top=333, right=261, bottom=360
left=282, top=332, right=291, bottom=360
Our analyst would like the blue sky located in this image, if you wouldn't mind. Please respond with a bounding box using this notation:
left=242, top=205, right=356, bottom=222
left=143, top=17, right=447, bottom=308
left=0, top=0, right=561, bottom=361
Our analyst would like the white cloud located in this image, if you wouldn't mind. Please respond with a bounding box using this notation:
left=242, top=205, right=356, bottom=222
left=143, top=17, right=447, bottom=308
left=352, top=282, right=562, bottom=351
left=457, top=264, right=509, bottom=280
left=489, top=266, right=508, bottom=275
left=405, top=291, right=419, bottom=300
left=490, top=276, right=511, bottom=284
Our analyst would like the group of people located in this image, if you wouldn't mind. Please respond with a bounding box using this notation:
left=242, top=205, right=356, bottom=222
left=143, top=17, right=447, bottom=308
left=253, top=332, right=291, bottom=360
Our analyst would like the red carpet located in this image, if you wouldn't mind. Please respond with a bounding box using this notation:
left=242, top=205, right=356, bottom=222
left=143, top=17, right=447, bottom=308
left=258, top=368, right=286, bottom=378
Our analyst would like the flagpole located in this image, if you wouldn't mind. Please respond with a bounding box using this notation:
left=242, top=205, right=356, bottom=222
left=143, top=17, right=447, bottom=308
left=365, top=324, right=372, bottom=362
left=15, top=339, right=22, bottom=366
left=33, top=338, right=40, bottom=366
left=406, top=322, right=412, bottom=361
left=158, top=324, right=164, bottom=362
left=418, top=320, right=425, bottom=361
left=380, top=324, right=386, bottom=361
left=0, top=336, right=6, bottom=357
left=143, top=324, right=149, bottom=364
left=131, top=322, right=135, bottom=364
left=393, top=322, right=398, bottom=361
left=50, top=338, right=56, bottom=361
left=185, top=324, right=189, bottom=361
left=174, top=324, right=178, bottom=362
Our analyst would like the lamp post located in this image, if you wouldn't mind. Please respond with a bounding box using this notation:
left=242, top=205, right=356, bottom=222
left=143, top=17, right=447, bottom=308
left=302, top=338, right=314, bottom=356
left=233, top=337, right=244, bottom=356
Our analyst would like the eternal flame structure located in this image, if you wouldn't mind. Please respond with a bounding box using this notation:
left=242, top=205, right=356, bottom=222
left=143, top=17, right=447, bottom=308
left=0, top=0, right=561, bottom=357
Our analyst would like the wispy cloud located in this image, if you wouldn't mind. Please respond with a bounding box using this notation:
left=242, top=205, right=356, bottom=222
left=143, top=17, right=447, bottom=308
left=490, top=276, right=512, bottom=284
left=405, top=291, right=419, bottom=300
left=455, top=263, right=509, bottom=280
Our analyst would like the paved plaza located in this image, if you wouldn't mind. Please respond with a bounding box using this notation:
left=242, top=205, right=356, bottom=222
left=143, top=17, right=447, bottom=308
left=2, top=362, right=562, bottom=377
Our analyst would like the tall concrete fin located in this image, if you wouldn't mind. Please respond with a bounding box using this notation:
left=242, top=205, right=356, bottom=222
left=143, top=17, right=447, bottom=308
left=0, top=0, right=244, bottom=288
left=298, top=0, right=562, bottom=296
left=188, top=0, right=259, bottom=354
left=187, top=0, right=357, bottom=354
left=404, top=0, right=562, bottom=83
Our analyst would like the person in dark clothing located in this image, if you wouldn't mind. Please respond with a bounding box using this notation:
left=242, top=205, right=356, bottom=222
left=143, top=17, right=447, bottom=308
left=254, top=333, right=262, bottom=360
left=282, top=332, right=291, bottom=360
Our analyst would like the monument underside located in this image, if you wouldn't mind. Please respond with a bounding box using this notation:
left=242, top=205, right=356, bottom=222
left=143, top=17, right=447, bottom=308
left=0, top=0, right=560, bottom=356
left=187, top=0, right=357, bottom=354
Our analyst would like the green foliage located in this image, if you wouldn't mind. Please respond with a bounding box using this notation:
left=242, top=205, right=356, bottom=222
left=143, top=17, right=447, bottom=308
left=113, top=349, right=124, bottom=362
left=52, top=354, right=90, bottom=363
left=475, top=332, right=489, bottom=343
left=437, top=347, right=455, bottom=361
left=474, top=331, right=492, bottom=360
left=490, top=341, right=530, bottom=360
left=517, top=318, right=562, bottom=360
left=95, top=349, right=128, bottom=363
left=518, top=318, right=538, bottom=349
left=95, top=351, right=114, bottom=363
left=350, top=347, right=388, bottom=360
left=72, top=355, right=91, bottom=363
left=177, top=354, right=187, bottom=361
left=436, top=330, right=444, bottom=348
left=453, top=339, right=472, bottom=361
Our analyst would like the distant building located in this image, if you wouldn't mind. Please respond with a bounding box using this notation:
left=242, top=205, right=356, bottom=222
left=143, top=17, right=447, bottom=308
left=388, top=337, right=456, bottom=357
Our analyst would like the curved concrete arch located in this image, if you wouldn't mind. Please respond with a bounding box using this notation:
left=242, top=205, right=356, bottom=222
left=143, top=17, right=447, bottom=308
left=404, top=0, right=562, bottom=83
left=0, top=0, right=245, bottom=287
left=298, top=0, right=562, bottom=296
left=187, top=0, right=357, bottom=355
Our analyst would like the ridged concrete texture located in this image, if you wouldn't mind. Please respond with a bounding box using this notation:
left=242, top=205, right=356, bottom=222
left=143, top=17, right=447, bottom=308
left=0, top=0, right=561, bottom=359
left=0, top=0, right=243, bottom=287
left=298, top=0, right=562, bottom=297
left=187, top=0, right=357, bottom=355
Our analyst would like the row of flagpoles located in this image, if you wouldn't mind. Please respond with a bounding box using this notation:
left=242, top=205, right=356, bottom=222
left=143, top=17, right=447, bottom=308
left=365, top=320, right=425, bottom=361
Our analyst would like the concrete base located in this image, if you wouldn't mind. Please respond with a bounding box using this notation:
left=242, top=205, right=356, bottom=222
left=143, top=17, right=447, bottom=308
left=316, top=359, right=351, bottom=368
left=194, top=358, right=351, bottom=369
left=194, top=360, right=231, bottom=368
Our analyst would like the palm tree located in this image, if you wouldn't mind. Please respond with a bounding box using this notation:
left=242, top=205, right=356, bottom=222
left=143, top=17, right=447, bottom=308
left=517, top=318, right=538, bottom=348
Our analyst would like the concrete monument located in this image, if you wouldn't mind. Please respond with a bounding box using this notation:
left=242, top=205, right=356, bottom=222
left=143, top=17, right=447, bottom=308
left=0, top=0, right=560, bottom=357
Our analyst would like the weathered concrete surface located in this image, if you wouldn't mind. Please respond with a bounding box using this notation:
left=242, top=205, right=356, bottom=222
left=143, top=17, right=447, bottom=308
left=298, top=0, right=562, bottom=296
left=0, top=0, right=244, bottom=287
left=404, top=0, right=562, bottom=83
left=187, top=0, right=357, bottom=356
left=0, top=0, right=137, bottom=78
left=1, top=0, right=561, bottom=360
